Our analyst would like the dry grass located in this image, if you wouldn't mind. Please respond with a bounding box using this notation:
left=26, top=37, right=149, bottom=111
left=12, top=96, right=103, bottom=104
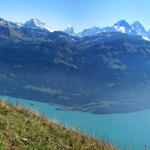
left=0, top=100, right=118, bottom=150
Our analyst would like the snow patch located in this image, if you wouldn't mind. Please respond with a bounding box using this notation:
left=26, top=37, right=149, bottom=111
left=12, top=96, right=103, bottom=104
left=114, top=26, right=125, bottom=33
left=23, top=18, right=54, bottom=32
left=143, top=36, right=150, bottom=41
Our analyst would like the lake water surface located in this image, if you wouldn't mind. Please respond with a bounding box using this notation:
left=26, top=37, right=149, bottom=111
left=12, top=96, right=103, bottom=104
left=0, top=95, right=150, bottom=150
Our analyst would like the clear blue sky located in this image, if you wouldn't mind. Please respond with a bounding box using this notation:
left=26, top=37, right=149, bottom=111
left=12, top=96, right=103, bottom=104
left=0, top=0, right=150, bottom=32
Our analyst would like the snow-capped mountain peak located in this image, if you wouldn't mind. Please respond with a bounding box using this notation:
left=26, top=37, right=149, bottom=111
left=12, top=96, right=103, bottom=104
left=131, top=21, right=150, bottom=41
left=132, top=21, right=146, bottom=32
left=64, top=26, right=75, bottom=36
left=0, top=18, right=9, bottom=26
left=77, top=26, right=101, bottom=37
left=0, top=18, right=6, bottom=24
left=16, top=22, right=24, bottom=27
left=77, top=19, right=150, bottom=41
left=0, top=18, right=18, bottom=28
left=114, top=20, right=130, bottom=27
left=113, top=20, right=133, bottom=33
left=22, top=18, right=54, bottom=32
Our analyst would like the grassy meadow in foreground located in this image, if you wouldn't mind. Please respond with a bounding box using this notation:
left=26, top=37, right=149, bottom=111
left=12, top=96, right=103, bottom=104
left=0, top=100, right=117, bottom=150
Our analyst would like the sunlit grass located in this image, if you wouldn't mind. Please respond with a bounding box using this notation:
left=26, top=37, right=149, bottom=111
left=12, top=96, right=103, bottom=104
left=0, top=100, right=118, bottom=150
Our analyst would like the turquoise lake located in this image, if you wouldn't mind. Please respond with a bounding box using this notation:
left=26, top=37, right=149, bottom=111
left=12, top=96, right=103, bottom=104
left=0, top=95, right=150, bottom=150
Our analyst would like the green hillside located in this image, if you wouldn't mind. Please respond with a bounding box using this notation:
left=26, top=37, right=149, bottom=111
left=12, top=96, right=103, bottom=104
left=0, top=100, right=117, bottom=150
left=0, top=31, right=150, bottom=114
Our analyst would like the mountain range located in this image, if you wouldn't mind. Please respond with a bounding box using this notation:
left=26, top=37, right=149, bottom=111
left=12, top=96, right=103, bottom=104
left=0, top=17, right=150, bottom=114
left=0, top=17, right=150, bottom=41
left=77, top=20, right=150, bottom=41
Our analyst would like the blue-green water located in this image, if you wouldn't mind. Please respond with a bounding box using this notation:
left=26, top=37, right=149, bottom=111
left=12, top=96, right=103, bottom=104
left=0, top=95, right=150, bottom=150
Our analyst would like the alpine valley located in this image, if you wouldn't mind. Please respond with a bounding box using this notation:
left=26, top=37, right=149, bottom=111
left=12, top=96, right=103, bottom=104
left=1, top=18, right=150, bottom=114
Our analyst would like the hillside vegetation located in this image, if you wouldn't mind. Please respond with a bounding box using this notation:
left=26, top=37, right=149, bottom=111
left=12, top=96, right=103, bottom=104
left=0, top=100, right=117, bottom=150
left=0, top=29, right=150, bottom=114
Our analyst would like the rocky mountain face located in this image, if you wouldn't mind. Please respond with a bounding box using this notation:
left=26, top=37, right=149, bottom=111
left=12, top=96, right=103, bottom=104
left=0, top=18, right=150, bottom=114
